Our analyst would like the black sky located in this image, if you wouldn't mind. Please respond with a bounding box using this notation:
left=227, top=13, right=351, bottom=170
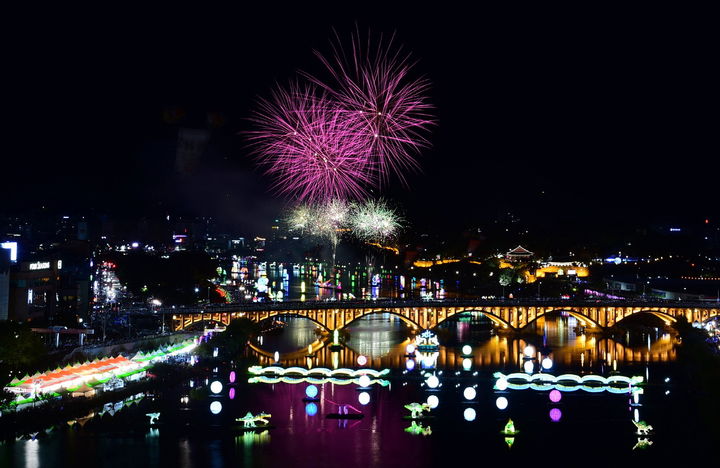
left=4, top=6, right=717, bottom=236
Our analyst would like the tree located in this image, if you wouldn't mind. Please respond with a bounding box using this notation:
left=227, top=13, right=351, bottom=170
left=0, top=322, right=46, bottom=385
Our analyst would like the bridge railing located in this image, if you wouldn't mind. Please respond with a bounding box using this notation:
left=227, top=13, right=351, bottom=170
left=141, top=297, right=720, bottom=316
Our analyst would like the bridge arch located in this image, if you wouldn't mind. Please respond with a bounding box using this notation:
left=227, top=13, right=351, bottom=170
left=614, top=309, right=677, bottom=326
left=435, top=309, right=512, bottom=330
left=254, top=312, right=331, bottom=332
left=519, top=309, right=603, bottom=330
left=344, top=310, right=422, bottom=331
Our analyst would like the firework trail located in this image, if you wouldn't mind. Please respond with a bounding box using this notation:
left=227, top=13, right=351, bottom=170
left=248, top=83, right=375, bottom=203
left=349, top=199, right=401, bottom=242
left=304, top=29, right=435, bottom=185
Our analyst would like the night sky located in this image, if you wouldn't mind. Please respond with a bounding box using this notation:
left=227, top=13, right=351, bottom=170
left=4, top=7, right=716, bottom=235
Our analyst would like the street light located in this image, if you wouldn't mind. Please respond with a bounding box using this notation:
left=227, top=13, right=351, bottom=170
left=151, top=299, right=164, bottom=334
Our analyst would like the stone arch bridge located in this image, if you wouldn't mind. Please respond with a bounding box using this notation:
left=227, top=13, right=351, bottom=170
left=170, top=300, right=719, bottom=332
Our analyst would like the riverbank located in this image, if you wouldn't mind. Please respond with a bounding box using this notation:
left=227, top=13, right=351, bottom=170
left=0, top=363, right=202, bottom=440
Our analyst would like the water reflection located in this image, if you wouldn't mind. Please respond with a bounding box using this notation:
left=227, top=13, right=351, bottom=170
left=252, top=314, right=677, bottom=372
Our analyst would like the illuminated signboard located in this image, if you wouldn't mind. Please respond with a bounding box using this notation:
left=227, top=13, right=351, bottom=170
left=29, top=261, right=51, bottom=270
left=1, top=242, right=18, bottom=263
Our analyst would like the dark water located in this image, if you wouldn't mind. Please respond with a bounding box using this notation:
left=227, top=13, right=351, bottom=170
left=1, top=314, right=713, bottom=467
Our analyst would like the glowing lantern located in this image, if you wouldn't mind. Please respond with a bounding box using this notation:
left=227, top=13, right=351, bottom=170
left=496, top=397, right=508, bottom=410
left=305, top=385, right=319, bottom=399
left=541, top=357, right=553, bottom=370
left=495, top=378, right=508, bottom=391
left=464, top=407, right=476, bottom=422
left=426, top=395, right=439, bottom=409
left=549, top=408, right=562, bottom=422
left=358, top=375, right=371, bottom=388
left=210, top=381, right=223, bottom=394
left=523, top=345, right=535, bottom=358
left=462, top=358, right=472, bottom=371
left=229, top=371, right=236, bottom=383
left=357, top=355, right=368, bottom=366
left=462, top=345, right=472, bottom=356
left=306, top=402, right=318, bottom=416
left=463, top=387, right=476, bottom=400
left=274, top=351, right=280, bottom=362
left=426, top=375, right=440, bottom=389
left=229, top=388, right=236, bottom=400
left=209, top=401, right=222, bottom=415
left=523, top=360, right=534, bottom=374
left=549, top=389, right=562, bottom=403
left=358, top=392, right=370, bottom=405
left=406, top=344, right=416, bottom=354
left=406, top=359, right=416, bottom=371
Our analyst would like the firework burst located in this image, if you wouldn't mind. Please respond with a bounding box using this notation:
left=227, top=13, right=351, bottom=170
left=248, top=83, right=375, bottom=203
left=304, top=29, right=435, bottom=185
left=350, top=199, right=401, bottom=242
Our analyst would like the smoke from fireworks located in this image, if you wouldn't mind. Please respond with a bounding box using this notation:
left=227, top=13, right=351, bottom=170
left=304, top=29, right=435, bottom=185
left=248, top=83, right=374, bottom=203
left=350, top=199, right=401, bottom=242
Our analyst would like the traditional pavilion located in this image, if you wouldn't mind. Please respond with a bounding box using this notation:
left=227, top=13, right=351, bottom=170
left=506, top=245, right=534, bottom=262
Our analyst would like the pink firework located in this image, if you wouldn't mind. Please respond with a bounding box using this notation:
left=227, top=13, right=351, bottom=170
left=248, top=83, right=375, bottom=203
left=304, top=29, right=435, bottom=185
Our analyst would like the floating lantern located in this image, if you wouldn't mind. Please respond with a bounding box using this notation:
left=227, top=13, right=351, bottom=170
left=426, top=375, right=440, bottom=389
left=274, top=351, right=279, bottom=362
left=357, top=355, right=368, bottom=366
left=406, top=344, right=416, bottom=355
left=523, top=360, right=534, bottom=374
left=523, top=345, right=535, bottom=358
left=496, top=397, right=508, bottom=410
left=229, top=371, right=236, bottom=383
left=463, top=407, right=476, bottom=422
left=358, top=392, right=370, bottom=405
left=229, top=388, right=235, bottom=400
left=462, top=358, right=472, bottom=371
left=358, top=375, right=371, bottom=388
left=305, top=385, right=319, bottom=399
left=463, top=387, right=476, bottom=400
left=406, top=359, right=416, bottom=371
left=549, top=408, right=562, bottom=422
left=426, top=395, right=439, bottom=409
left=209, top=401, right=222, bottom=415
left=305, top=402, right=318, bottom=416
left=495, top=378, right=508, bottom=391
left=541, top=357, right=553, bottom=370
left=549, top=389, right=562, bottom=403
left=462, top=345, right=472, bottom=356
left=210, top=381, right=223, bottom=394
